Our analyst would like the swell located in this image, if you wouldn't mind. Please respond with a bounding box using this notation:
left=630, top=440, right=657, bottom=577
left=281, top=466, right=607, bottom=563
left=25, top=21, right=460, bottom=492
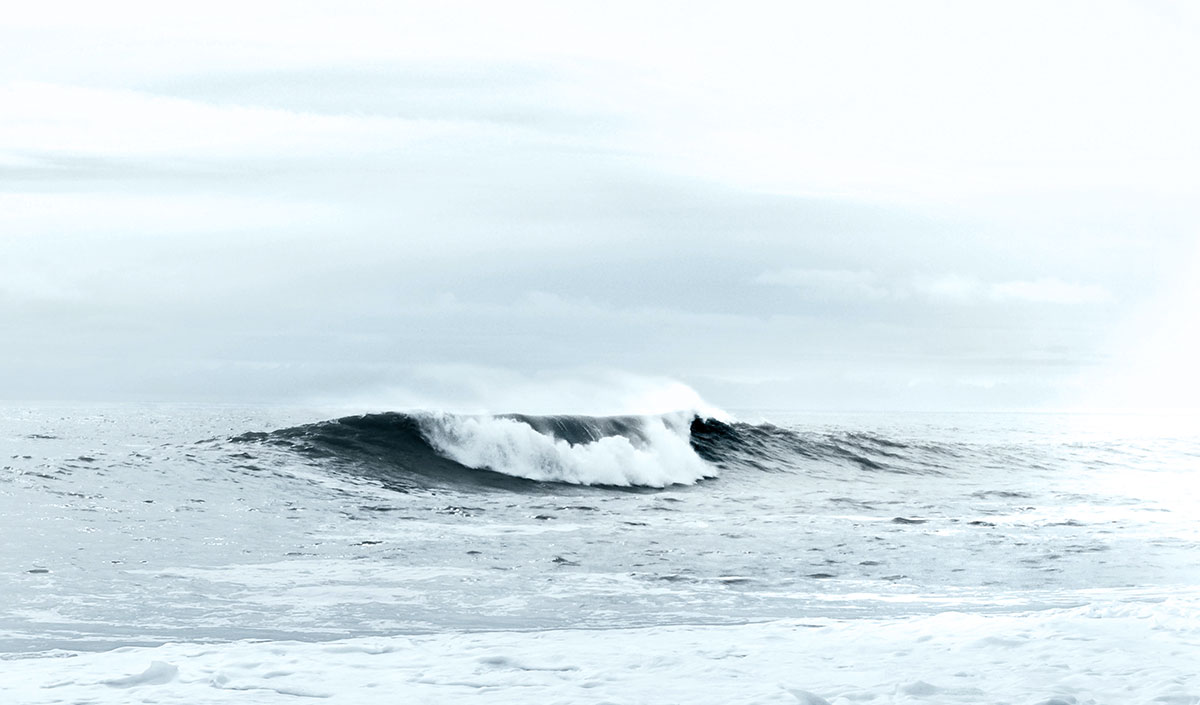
left=690, top=418, right=956, bottom=476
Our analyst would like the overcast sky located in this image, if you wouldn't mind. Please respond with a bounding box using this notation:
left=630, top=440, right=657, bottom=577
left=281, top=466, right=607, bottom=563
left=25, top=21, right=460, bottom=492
left=2, top=1, right=1199, bottom=412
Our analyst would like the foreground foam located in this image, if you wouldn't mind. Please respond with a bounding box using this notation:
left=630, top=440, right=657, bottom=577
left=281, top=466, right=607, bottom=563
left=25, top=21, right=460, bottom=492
left=6, top=596, right=1197, bottom=705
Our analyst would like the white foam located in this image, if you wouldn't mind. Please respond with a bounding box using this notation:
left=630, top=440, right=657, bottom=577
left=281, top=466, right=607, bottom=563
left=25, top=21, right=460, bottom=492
left=6, top=595, right=1199, bottom=705
left=420, top=412, right=715, bottom=487
left=101, top=661, right=178, bottom=688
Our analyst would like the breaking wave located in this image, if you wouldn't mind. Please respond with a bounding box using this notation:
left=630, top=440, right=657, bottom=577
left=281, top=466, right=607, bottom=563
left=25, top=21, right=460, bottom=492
left=422, top=412, right=711, bottom=487
left=235, top=411, right=718, bottom=489
left=233, top=411, right=956, bottom=490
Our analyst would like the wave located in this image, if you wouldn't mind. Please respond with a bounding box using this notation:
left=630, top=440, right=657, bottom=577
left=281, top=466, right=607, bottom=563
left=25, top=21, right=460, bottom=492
left=233, top=411, right=955, bottom=490
left=234, top=411, right=717, bottom=489
left=694, top=418, right=961, bottom=476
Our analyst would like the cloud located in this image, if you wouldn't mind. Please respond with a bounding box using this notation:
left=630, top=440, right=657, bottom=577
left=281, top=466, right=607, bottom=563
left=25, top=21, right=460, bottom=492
left=914, top=275, right=1112, bottom=305
left=754, top=269, right=890, bottom=301
left=0, top=270, right=80, bottom=303
left=148, top=64, right=623, bottom=133
left=0, top=81, right=454, bottom=162
left=988, top=278, right=1112, bottom=304
left=758, top=270, right=1112, bottom=307
left=0, top=192, right=334, bottom=238
left=911, top=274, right=983, bottom=303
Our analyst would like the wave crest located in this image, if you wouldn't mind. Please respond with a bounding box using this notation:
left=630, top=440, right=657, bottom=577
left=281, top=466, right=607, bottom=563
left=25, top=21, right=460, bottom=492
left=420, top=411, right=714, bottom=487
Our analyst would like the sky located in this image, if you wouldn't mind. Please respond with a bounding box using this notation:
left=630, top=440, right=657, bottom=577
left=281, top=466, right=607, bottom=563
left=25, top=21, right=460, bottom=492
left=2, top=0, right=1199, bottom=412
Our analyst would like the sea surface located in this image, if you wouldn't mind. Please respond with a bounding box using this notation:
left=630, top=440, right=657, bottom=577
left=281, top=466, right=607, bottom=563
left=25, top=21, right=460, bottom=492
left=2, top=404, right=1198, bottom=704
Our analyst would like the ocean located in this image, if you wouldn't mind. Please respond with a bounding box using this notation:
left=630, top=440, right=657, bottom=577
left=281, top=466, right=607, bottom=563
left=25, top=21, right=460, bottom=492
left=2, top=403, right=1197, bottom=704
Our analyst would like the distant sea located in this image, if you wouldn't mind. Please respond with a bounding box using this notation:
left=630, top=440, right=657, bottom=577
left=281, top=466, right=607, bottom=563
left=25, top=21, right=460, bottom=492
left=2, top=404, right=1197, bottom=704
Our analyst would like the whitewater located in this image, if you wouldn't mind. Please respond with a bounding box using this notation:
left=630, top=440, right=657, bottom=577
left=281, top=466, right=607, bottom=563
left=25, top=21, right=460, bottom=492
left=2, top=403, right=1198, bottom=704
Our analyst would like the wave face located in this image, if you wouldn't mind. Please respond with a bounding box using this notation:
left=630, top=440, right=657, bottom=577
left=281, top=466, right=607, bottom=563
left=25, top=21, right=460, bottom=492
left=689, top=417, right=957, bottom=476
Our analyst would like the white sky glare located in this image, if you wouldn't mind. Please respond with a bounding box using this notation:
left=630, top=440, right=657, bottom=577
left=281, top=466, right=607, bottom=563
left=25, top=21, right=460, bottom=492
left=2, top=0, right=1198, bottom=411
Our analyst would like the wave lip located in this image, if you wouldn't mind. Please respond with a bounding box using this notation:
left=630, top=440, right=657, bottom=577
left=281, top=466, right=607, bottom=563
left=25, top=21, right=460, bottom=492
left=420, top=411, right=715, bottom=487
